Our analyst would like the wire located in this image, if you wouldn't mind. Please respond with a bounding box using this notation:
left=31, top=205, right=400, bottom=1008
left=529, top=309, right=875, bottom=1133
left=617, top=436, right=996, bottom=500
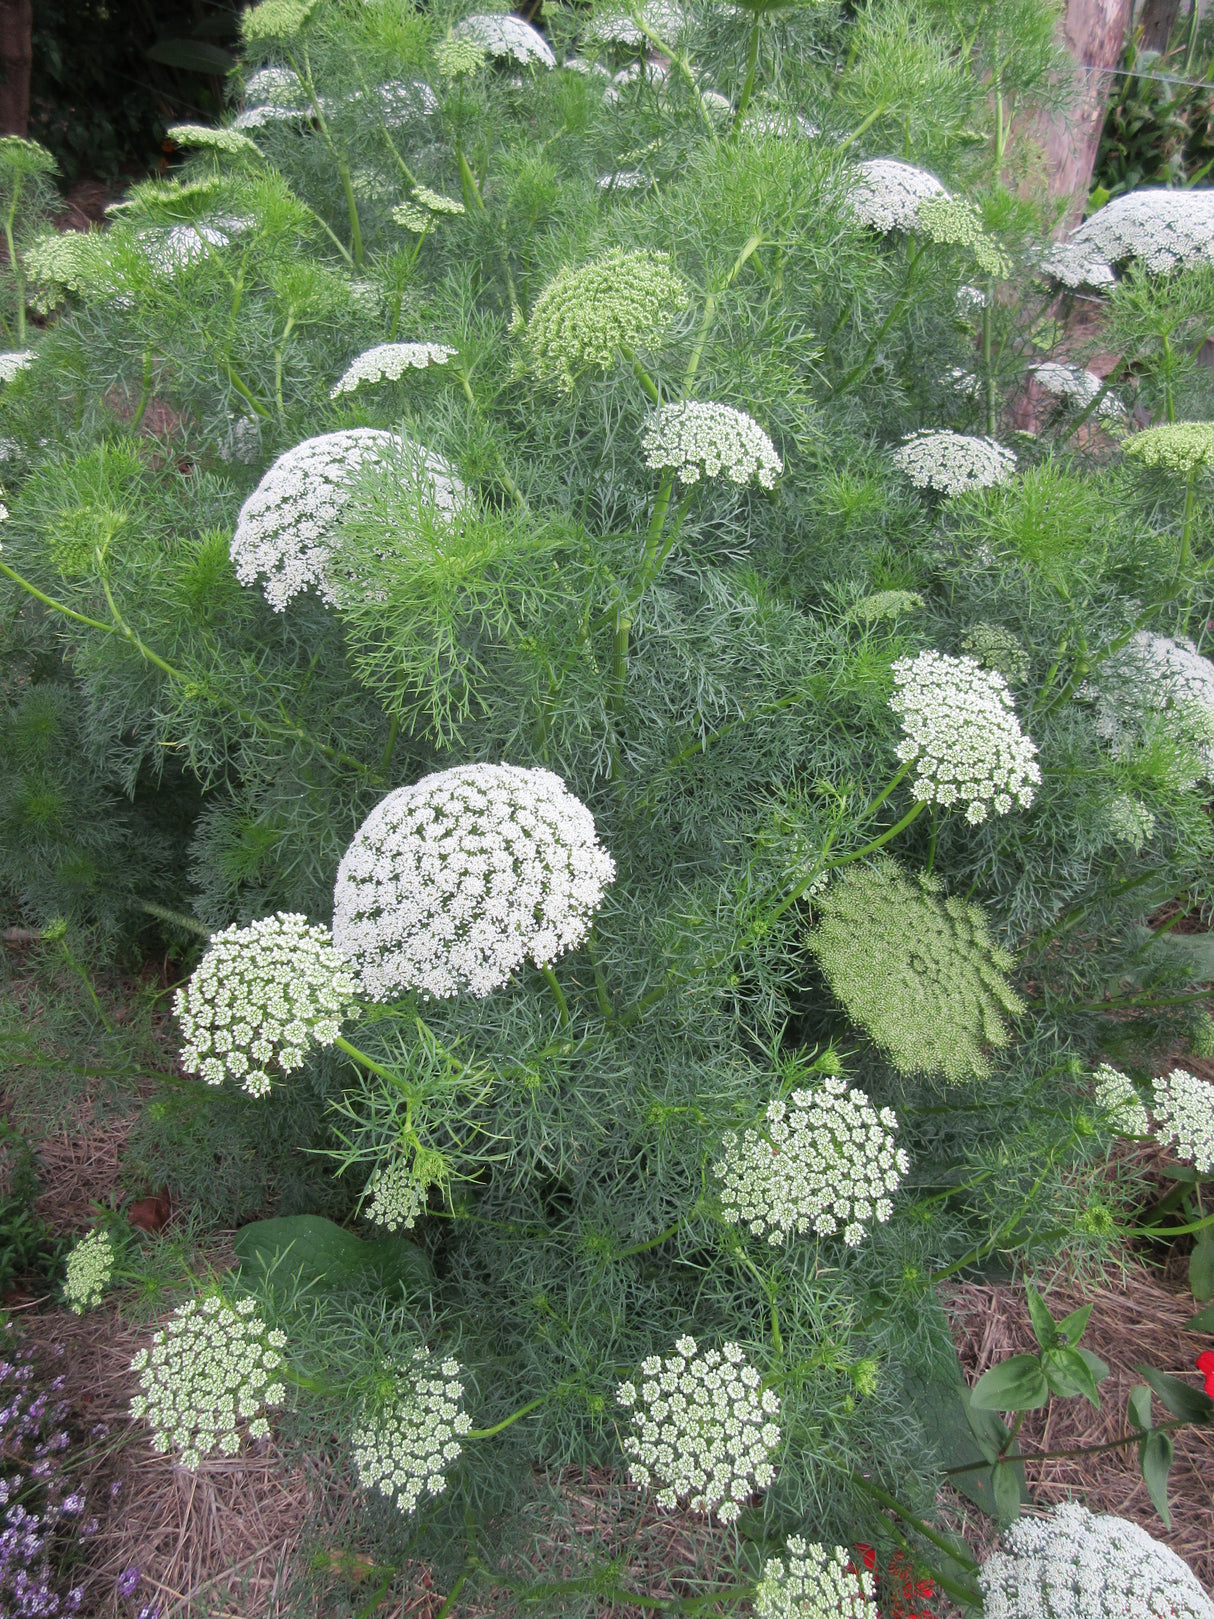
left=1079, top=60, right=1214, bottom=93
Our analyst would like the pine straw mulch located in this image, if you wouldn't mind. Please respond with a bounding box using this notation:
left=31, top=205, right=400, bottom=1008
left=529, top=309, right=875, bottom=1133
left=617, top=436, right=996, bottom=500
left=944, top=1266, right=1214, bottom=1590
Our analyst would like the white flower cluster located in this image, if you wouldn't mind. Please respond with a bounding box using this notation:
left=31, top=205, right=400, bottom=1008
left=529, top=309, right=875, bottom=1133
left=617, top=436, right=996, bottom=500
left=890, top=650, right=1041, bottom=822
left=585, top=1, right=687, bottom=45
left=364, top=79, right=439, bottom=127
left=1103, top=792, right=1155, bottom=851
left=330, top=342, right=457, bottom=398
left=351, top=1351, right=471, bottom=1515
left=64, top=1229, right=115, bottom=1314
left=166, top=123, right=262, bottom=157
left=0, top=350, right=33, bottom=382
left=754, top=1537, right=875, bottom=1619
left=451, top=13, right=556, bottom=67
left=714, top=1080, right=908, bottom=1248
left=364, top=1160, right=427, bottom=1231
left=1085, top=631, right=1214, bottom=782
left=1039, top=239, right=1115, bottom=288
left=597, top=169, right=652, bottom=191
left=233, top=65, right=307, bottom=128
left=850, top=158, right=948, bottom=233
left=175, top=912, right=358, bottom=1097
left=893, top=430, right=1017, bottom=495
left=979, top=1501, right=1214, bottom=1619
left=333, top=763, right=616, bottom=1001
left=129, top=1297, right=288, bottom=1471
left=616, top=1337, right=780, bottom=1522
left=1093, top=1063, right=1149, bottom=1136
left=641, top=402, right=782, bottom=489
left=136, top=223, right=230, bottom=277
left=229, top=429, right=464, bottom=611
left=1067, top=187, right=1214, bottom=274
left=1153, top=1067, right=1214, bottom=1173
left=1031, top=362, right=1124, bottom=418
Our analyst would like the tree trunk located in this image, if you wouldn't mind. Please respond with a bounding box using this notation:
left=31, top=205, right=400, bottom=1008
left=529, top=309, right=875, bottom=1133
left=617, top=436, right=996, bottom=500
left=1032, top=0, right=1134, bottom=230
left=1136, top=0, right=1182, bottom=53
left=0, top=0, right=31, bottom=137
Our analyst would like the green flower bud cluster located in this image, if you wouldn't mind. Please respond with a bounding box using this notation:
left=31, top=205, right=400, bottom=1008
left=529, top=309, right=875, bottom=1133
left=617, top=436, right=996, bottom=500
left=516, top=248, right=687, bottom=389
left=1123, top=422, right=1214, bottom=476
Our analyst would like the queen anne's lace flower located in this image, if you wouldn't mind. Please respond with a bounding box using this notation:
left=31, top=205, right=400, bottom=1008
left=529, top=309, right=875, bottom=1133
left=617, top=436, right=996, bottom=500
left=714, top=1080, right=908, bottom=1247
left=166, top=123, right=262, bottom=156
left=1124, top=421, right=1214, bottom=475
left=755, top=1537, right=875, bottom=1619
left=331, top=343, right=457, bottom=398
left=893, top=430, right=1017, bottom=495
left=850, top=158, right=948, bottom=232
left=64, top=1229, right=114, bottom=1314
left=136, top=223, right=230, bottom=276
left=1031, top=362, right=1124, bottom=417
left=129, top=1297, right=288, bottom=1471
left=847, top=588, right=923, bottom=623
left=233, top=65, right=307, bottom=127
left=0, top=350, right=34, bottom=382
left=598, top=169, right=652, bottom=191
left=1093, top=1063, right=1150, bottom=1135
left=1083, top=631, right=1214, bottom=782
left=891, top=650, right=1040, bottom=821
left=616, top=1337, right=780, bottom=1521
left=451, top=13, right=556, bottom=67
left=586, top=1, right=687, bottom=45
left=174, top=912, right=359, bottom=1097
left=979, top=1501, right=1214, bottom=1619
left=333, top=763, right=616, bottom=1001
left=365, top=1161, right=427, bottom=1231
left=1067, top=188, right=1214, bottom=274
left=363, top=80, right=439, bottom=126
left=1153, top=1067, right=1214, bottom=1173
left=352, top=1351, right=471, bottom=1515
left=641, top=402, right=781, bottom=489
left=961, top=623, right=1029, bottom=685
left=230, top=429, right=464, bottom=610
left=517, top=248, right=686, bottom=389
left=1103, top=792, right=1155, bottom=850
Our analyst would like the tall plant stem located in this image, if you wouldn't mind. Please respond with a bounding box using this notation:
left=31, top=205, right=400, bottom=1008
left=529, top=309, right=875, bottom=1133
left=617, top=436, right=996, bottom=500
left=379, top=713, right=400, bottom=777
left=274, top=312, right=296, bottom=423
left=731, top=14, right=762, bottom=134
left=333, top=1033, right=415, bottom=1095
left=541, top=966, right=570, bottom=1028
left=837, top=101, right=888, bottom=153
left=982, top=275, right=996, bottom=435
left=836, top=241, right=928, bottom=394
left=289, top=49, right=363, bottom=265
left=4, top=175, right=23, bottom=346
left=130, top=349, right=154, bottom=432
left=466, top=1392, right=550, bottom=1439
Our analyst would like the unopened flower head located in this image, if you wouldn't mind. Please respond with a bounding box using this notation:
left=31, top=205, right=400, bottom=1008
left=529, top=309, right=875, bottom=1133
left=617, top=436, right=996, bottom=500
left=806, top=858, right=1025, bottom=1082
left=351, top=1350, right=471, bottom=1515
left=1068, top=187, right=1214, bottom=274
left=615, top=1337, right=780, bottom=1522
left=1103, top=792, right=1155, bottom=851
left=435, top=34, right=489, bottom=76
left=979, top=1501, right=1214, bottom=1619
left=64, top=1229, right=115, bottom=1314
left=1153, top=1067, right=1214, bottom=1173
left=129, top=1297, right=288, bottom=1471
left=333, top=763, right=616, bottom=1002
left=1084, top=631, right=1214, bottom=782
left=847, top=589, right=923, bottom=623
left=1124, top=421, right=1214, bottom=476
left=451, top=13, right=556, bottom=67
left=174, top=912, right=359, bottom=1097
left=961, top=623, right=1029, bottom=685
left=166, top=124, right=262, bottom=157
left=641, top=402, right=781, bottom=489
left=331, top=343, right=457, bottom=398
left=230, top=428, right=464, bottom=611
left=241, top=0, right=318, bottom=43
left=518, top=248, right=686, bottom=389
left=890, top=649, right=1040, bottom=821
left=893, top=431, right=1017, bottom=495
left=413, top=185, right=466, bottom=217
left=1093, top=1063, right=1149, bottom=1136
left=916, top=197, right=1008, bottom=276
left=364, top=1160, right=427, bottom=1231
left=1032, top=362, right=1124, bottom=417
left=0, top=350, right=33, bottom=382
left=850, top=158, right=948, bottom=233
left=714, top=1079, right=908, bottom=1247
left=755, top=1537, right=875, bottom=1619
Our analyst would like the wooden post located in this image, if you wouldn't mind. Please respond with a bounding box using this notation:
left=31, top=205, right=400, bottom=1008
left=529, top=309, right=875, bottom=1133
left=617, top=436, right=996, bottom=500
left=0, top=0, right=31, bottom=138
left=1032, top=0, right=1134, bottom=228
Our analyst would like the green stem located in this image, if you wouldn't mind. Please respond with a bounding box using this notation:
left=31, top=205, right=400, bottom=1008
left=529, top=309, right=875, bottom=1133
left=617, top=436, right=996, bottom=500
left=5, top=178, right=23, bottom=346
left=274, top=312, right=296, bottom=423
left=434, top=1572, right=470, bottom=1619
left=541, top=965, right=570, bottom=1028
left=465, top=1392, right=549, bottom=1439
left=731, top=14, right=762, bottom=135
left=836, top=101, right=889, bottom=154
left=130, top=349, right=154, bottom=432
left=945, top=1416, right=1189, bottom=1476
left=224, top=360, right=272, bottom=419
left=379, top=713, right=400, bottom=778
left=614, top=1220, right=681, bottom=1260
left=136, top=900, right=211, bottom=937
left=820, top=798, right=926, bottom=876
left=620, top=345, right=662, bottom=406
left=836, top=241, right=928, bottom=394
left=333, top=1033, right=414, bottom=1094
left=982, top=276, right=996, bottom=436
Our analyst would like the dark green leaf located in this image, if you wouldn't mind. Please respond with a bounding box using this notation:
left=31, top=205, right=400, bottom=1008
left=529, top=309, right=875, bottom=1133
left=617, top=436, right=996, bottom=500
left=1189, top=1234, right=1214, bottom=1304
left=1128, top=1384, right=1153, bottom=1431
left=1135, top=1365, right=1214, bottom=1425
left=1025, top=1285, right=1058, bottom=1350
left=992, top=1458, right=1022, bottom=1525
left=1042, top=1346, right=1102, bottom=1406
left=1140, top=1428, right=1174, bottom=1527
left=233, top=1214, right=433, bottom=1296
left=1079, top=1347, right=1111, bottom=1384
left=145, top=38, right=235, bottom=72
left=1054, top=1302, right=1093, bottom=1347
left=1183, top=1301, right=1214, bottom=1332
left=970, top=1355, right=1050, bottom=1411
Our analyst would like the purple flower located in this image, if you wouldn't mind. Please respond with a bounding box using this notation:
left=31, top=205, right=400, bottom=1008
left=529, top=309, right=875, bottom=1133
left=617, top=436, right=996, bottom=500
left=117, top=1566, right=142, bottom=1597
left=109, top=1480, right=123, bottom=1499
left=136, top=1606, right=162, bottom=1619
left=60, top=1495, right=84, bottom=1516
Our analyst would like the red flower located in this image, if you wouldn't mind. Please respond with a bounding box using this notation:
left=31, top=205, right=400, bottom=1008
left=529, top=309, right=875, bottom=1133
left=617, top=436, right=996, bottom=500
left=850, top=1545, right=934, bottom=1619
left=1197, top=1351, right=1214, bottom=1398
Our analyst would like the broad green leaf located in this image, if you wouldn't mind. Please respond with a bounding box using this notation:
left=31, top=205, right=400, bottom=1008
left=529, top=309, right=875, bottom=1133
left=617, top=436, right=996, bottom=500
left=1183, top=1300, right=1214, bottom=1332
left=970, top=1354, right=1049, bottom=1411
left=1024, top=1284, right=1057, bottom=1350
left=1054, top=1302, right=1093, bottom=1347
left=1140, top=1428, right=1174, bottom=1527
left=145, top=38, right=236, bottom=72
left=1128, top=1384, right=1153, bottom=1431
left=233, top=1213, right=432, bottom=1296
left=1135, top=1365, right=1214, bottom=1425
left=1078, top=1346, right=1111, bottom=1384
left=992, top=1457, right=1021, bottom=1525
left=1189, top=1233, right=1214, bottom=1304
left=1042, top=1345, right=1102, bottom=1406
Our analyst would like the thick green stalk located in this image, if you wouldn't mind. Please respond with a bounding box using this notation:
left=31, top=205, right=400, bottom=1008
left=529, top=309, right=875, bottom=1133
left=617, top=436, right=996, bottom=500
left=274, top=311, right=296, bottom=423
left=333, top=1033, right=415, bottom=1094
left=465, top=1392, right=550, bottom=1439
left=541, top=965, right=570, bottom=1028
left=5, top=176, right=24, bottom=346
left=731, top=14, right=762, bottom=135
